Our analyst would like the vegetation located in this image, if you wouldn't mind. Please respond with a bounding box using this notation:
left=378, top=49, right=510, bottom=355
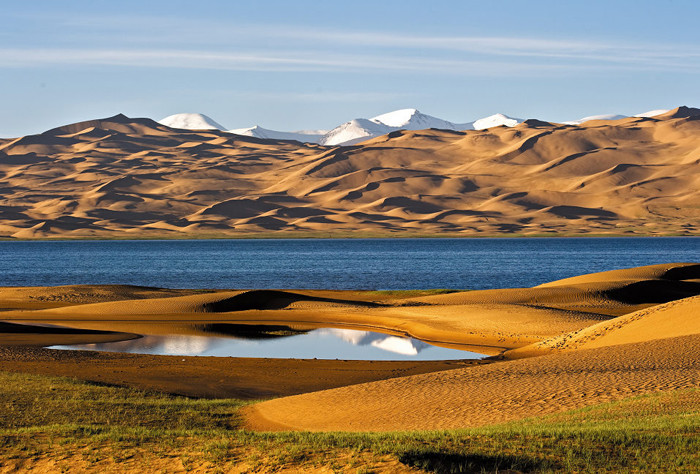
left=365, top=289, right=460, bottom=298
left=0, top=370, right=697, bottom=472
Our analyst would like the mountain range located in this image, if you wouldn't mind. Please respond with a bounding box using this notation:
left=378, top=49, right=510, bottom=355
left=156, top=108, right=668, bottom=146
left=0, top=106, right=697, bottom=238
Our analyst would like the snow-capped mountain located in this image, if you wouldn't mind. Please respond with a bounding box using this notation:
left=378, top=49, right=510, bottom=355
left=156, top=107, right=672, bottom=147
left=634, top=109, right=670, bottom=118
left=470, top=113, right=523, bottom=130
left=562, top=114, right=628, bottom=125
left=562, top=109, right=671, bottom=125
left=370, top=108, right=470, bottom=130
left=319, top=118, right=395, bottom=146
left=159, top=113, right=226, bottom=130
left=228, top=125, right=326, bottom=143
left=320, top=109, right=523, bottom=146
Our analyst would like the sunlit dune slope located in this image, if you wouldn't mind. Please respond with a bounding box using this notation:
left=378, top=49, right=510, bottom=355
left=1, top=107, right=699, bottom=237
left=506, top=294, right=700, bottom=358
left=244, top=334, right=700, bottom=432
left=240, top=263, right=700, bottom=432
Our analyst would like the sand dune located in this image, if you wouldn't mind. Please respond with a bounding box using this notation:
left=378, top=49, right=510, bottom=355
left=2, top=263, right=697, bottom=350
left=244, top=334, right=700, bottom=431
left=242, top=263, right=700, bottom=431
left=1, top=263, right=699, bottom=432
left=1, top=108, right=699, bottom=237
left=506, top=295, right=700, bottom=358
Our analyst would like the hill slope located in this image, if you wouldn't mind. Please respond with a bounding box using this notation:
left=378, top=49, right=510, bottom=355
left=0, top=108, right=699, bottom=238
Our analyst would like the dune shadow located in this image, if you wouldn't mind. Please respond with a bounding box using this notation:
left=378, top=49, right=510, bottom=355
left=662, top=263, right=700, bottom=281
left=0, top=321, right=123, bottom=336
left=196, top=323, right=310, bottom=340
left=605, top=279, right=700, bottom=304
left=201, top=290, right=383, bottom=312
left=399, top=451, right=550, bottom=473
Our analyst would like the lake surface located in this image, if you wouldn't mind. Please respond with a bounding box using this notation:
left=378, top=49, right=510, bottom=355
left=0, top=237, right=697, bottom=290
left=51, top=328, right=481, bottom=361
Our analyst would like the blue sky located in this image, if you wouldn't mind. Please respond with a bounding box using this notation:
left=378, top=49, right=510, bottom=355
left=2, top=0, right=699, bottom=137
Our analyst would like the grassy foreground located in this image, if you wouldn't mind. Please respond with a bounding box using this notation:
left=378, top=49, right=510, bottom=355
left=0, top=371, right=698, bottom=473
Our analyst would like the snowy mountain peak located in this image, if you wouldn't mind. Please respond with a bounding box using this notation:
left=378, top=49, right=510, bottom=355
left=471, top=113, right=523, bottom=130
left=634, top=109, right=670, bottom=118
left=159, top=113, right=226, bottom=131
left=370, top=108, right=465, bottom=131
left=318, top=109, right=524, bottom=146
left=562, top=114, right=628, bottom=126
left=155, top=106, right=677, bottom=147
left=229, top=125, right=325, bottom=143
left=370, top=108, right=420, bottom=127
left=319, top=118, right=393, bottom=146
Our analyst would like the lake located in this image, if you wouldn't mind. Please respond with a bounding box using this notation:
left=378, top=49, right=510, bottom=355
left=51, top=328, right=482, bottom=361
left=0, top=237, right=697, bottom=290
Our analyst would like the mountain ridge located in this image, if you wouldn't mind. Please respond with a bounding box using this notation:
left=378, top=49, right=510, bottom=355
left=154, top=107, right=672, bottom=146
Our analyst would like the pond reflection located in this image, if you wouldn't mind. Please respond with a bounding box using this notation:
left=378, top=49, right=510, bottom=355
left=51, top=328, right=483, bottom=361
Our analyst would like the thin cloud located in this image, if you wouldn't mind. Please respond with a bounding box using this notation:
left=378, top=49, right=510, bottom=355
left=0, top=47, right=697, bottom=76
left=12, top=13, right=700, bottom=70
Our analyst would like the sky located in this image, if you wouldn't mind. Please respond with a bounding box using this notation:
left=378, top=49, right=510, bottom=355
left=2, top=0, right=700, bottom=137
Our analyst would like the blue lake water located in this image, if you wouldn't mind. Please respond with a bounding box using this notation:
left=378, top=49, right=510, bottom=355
left=51, top=328, right=481, bottom=361
left=0, top=237, right=697, bottom=290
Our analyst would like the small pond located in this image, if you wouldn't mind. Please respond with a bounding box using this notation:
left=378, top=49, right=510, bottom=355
left=51, top=328, right=484, bottom=361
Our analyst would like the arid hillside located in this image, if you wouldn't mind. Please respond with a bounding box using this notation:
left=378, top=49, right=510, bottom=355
left=1, top=107, right=698, bottom=238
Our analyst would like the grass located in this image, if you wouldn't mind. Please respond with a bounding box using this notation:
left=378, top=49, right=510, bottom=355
left=364, top=289, right=461, bottom=298
left=0, top=370, right=698, bottom=472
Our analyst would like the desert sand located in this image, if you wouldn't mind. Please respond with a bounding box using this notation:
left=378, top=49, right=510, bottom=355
left=3, top=263, right=696, bottom=352
left=1, top=108, right=699, bottom=237
left=243, top=264, right=700, bottom=431
left=0, top=262, right=698, bottom=433
left=244, top=334, right=700, bottom=431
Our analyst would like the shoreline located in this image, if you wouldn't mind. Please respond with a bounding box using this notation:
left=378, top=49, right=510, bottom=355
left=0, top=345, right=487, bottom=399
left=0, top=263, right=697, bottom=410
left=0, top=232, right=696, bottom=242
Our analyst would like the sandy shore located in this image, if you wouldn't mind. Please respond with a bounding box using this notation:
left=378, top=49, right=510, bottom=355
left=0, top=345, right=479, bottom=399
left=1, top=262, right=698, bottom=431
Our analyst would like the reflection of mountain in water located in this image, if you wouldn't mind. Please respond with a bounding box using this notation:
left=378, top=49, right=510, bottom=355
left=52, top=328, right=447, bottom=359
left=319, top=328, right=430, bottom=356
left=70, top=335, right=221, bottom=356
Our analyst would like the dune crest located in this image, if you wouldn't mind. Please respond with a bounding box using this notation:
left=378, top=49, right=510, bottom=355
left=506, top=295, right=700, bottom=358
left=1, top=108, right=699, bottom=237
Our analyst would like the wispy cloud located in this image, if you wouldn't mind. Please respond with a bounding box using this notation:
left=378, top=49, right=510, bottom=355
left=3, top=13, right=700, bottom=74
left=0, top=46, right=697, bottom=76
left=40, top=13, right=700, bottom=61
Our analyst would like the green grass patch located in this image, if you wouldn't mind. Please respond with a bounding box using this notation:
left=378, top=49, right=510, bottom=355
left=0, top=372, right=246, bottom=431
left=0, top=370, right=697, bottom=472
left=364, top=289, right=461, bottom=298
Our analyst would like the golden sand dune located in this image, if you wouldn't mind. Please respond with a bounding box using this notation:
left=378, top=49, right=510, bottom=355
left=411, top=262, right=700, bottom=312
left=2, top=264, right=697, bottom=352
left=0, top=285, right=206, bottom=308
left=506, top=295, right=700, bottom=358
left=1, top=108, right=699, bottom=237
left=244, top=334, right=700, bottom=432
left=242, top=264, right=700, bottom=432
